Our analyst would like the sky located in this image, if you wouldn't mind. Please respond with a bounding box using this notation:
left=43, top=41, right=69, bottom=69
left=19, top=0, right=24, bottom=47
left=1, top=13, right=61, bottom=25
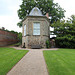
left=0, top=0, right=75, bottom=32
left=0, top=0, right=22, bottom=32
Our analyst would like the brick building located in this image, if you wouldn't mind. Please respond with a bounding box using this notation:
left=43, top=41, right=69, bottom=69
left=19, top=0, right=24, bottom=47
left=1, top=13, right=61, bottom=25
left=22, top=7, right=50, bottom=48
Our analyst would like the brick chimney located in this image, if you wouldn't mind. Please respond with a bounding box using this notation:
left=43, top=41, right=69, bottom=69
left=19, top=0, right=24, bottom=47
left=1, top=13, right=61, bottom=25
left=46, top=13, right=49, bottom=19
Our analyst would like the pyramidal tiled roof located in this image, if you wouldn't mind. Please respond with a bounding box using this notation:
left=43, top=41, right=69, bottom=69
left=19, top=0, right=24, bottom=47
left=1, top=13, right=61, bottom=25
left=29, top=7, right=43, bottom=16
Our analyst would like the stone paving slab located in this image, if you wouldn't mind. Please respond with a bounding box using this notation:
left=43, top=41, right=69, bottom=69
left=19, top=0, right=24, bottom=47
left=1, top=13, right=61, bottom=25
left=7, top=50, right=49, bottom=75
left=11, top=47, right=58, bottom=51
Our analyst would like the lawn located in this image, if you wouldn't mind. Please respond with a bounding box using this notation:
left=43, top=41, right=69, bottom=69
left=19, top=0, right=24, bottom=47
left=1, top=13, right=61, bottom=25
left=0, top=47, right=28, bottom=75
left=43, top=49, right=75, bottom=75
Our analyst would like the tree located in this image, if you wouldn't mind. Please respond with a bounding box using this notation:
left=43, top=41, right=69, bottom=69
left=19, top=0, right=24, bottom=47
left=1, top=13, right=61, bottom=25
left=18, top=32, right=22, bottom=43
left=17, top=0, right=65, bottom=27
left=51, top=15, right=75, bottom=48
left=67, top=15, right=75, bottom=23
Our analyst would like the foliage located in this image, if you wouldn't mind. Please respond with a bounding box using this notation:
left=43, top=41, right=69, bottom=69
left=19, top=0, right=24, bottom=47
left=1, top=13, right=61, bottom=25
left=0, top=28, right=18, bottom=34
left=17, top=0, right=65, bottom=27
left=10, top=30, right=18, bottom=34
left=18, top=32, right=22, bottom=44
left=55, top=36, right=75, bottom=48
left=46, top=40, right=50, bottom=48
left=51, top=15, right=75, bottom=48
left=0, top=47, right=28, bottom=75
left=43, top=49, right=75, bottom=75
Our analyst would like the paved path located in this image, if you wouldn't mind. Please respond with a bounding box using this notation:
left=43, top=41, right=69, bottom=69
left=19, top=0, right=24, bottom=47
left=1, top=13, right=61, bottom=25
left=11, top=47, right=58, bottom=51
left=7, top=50, right=49, bottom=75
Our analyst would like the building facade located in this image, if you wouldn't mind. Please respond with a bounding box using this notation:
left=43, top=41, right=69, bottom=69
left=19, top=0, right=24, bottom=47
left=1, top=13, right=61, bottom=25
left=22, top=7, right=50, bottom=48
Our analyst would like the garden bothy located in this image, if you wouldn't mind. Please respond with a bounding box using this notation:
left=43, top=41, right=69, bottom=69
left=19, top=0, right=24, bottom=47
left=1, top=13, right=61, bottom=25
left=22, top=7, right=50, bottom=48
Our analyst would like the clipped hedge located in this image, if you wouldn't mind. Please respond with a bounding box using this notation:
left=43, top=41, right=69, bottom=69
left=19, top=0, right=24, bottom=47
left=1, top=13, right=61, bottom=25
left=55, top=35, right=75, bottom=48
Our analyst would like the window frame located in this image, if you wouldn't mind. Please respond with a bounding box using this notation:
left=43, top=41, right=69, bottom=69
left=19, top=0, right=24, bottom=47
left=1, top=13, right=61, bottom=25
left=24, top=24, right=26, bottom=36
left=33, top=22, right=40, bottom=35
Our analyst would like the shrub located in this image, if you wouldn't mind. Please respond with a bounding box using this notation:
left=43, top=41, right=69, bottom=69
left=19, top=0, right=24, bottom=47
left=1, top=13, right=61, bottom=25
left=46, top=40, right=50, bottom=48
left=18, top=32, right=22, bottom=44
left=55, top=36, right=75, bottom=48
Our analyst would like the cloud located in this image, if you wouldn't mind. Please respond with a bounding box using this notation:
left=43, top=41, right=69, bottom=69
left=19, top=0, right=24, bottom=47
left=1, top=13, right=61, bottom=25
left=0, top=0, right=75, bottom=32
left=0, top=0, right=22, bottom=32
left=0, top=0, right=22, bottom=15
left=0, top=15, right=22, bottom=32
left=54, top=0, right=75, bottom=19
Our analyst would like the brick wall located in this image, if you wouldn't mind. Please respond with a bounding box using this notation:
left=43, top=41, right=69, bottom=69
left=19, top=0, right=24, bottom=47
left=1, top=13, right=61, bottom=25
left=0, top=29, right=18, bottom=47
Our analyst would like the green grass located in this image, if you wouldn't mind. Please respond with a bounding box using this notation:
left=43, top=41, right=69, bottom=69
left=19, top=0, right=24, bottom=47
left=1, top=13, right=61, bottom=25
left=0, top=47, right=28, bottom=75
left=9, top=42, right=21, bottom=46
left=43, top=49, right=75, bottom=75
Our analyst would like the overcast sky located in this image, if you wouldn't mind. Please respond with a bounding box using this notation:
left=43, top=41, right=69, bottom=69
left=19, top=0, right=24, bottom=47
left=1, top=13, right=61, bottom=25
left=0, top=0, right=75, bottom=32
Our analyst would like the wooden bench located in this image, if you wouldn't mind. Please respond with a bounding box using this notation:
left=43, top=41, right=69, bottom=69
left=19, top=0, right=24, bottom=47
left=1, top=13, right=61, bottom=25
left=31, top=45, right=41, bottom=49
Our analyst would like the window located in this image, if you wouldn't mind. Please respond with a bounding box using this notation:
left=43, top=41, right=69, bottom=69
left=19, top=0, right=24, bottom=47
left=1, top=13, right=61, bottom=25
left=33, top=22, right=40, bottom=35
left=24, top=25, right=26, bottom=36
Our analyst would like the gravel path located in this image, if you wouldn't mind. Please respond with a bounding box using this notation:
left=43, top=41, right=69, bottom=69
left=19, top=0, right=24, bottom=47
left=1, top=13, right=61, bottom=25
left=10, top=47, right=58, bottom=51
left=7, top=50, right=49, bottom=75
